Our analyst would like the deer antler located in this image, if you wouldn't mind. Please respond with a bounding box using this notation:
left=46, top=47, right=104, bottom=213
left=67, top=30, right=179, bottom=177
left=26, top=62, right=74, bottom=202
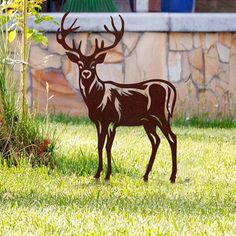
left=91, top=15, right=124, bottom=58
left=57, top=13, right=124, bottom=59
left=56, top=12, right=83, bottom=57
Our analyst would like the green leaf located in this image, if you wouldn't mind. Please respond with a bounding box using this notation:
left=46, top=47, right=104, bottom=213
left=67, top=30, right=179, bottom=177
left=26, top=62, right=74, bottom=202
left=34, top=15, right=59, bottom=26
left=8, top=29, right=17, bottom=43
left=34, top=4, right=42, bottom=9
left=34, top=15, right=51, bottom=24
left=31, top=32, right=48, bottom=46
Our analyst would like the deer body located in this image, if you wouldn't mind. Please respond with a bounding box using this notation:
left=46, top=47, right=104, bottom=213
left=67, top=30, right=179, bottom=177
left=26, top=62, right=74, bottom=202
left=83, top=79, right=171, bottom=125
left=57, top=13, right=177, bottom=182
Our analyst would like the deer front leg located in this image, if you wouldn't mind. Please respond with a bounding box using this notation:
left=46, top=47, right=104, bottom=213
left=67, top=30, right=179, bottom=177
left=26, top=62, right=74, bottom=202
left=105, top=125, right=116, bottom=180
left=94, top=123, right=108, bottom=179
left=143, top=124, right=160, bottom=182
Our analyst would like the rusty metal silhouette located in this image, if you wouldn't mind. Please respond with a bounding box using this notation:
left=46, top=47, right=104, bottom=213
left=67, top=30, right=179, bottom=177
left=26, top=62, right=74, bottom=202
left=57, top=12, right=177, bottom=183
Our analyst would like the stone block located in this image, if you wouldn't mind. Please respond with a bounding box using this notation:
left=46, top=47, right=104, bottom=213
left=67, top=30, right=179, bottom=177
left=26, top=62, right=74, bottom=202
left=207, top=79, right=229, bottom=115
left=218, top=63, right=229, bottom=82
left=229, top=47, right=236, bottom=107
left=168, top=52, right=181, bottom=82
left=208, top=78, right=229, bottom=96
left=205, top=33, right=218, bottom=49
left=125, top=32, right=167, bottom=83
left=181, top=52, right=191, bottom=80
left=169, top=33, right=193, bottom=51
left=192, top=68, right=204, bottom=85
left=188, top=48, right=203, bottom=71
left=62, top=55, right=80, bottom=89
left=174, top=80, right=198, bottom=117
left=29, top=46, right=62, bottom=70
left=125, top=55, right=142, bottom=83
left=216, top=43, right=230, bottom=63
left=47, top=33, right=67, bottom=55
left=204, top=46, right=220, bottom=83
left=198, top=90, right=218, bottom=117
left=31, top=69, right=87, bottom=116
left=122, top=32, right=141, bottom=57
left=193, top=33, right=205, bottom=48
left=97, top=63, right=124, bottom=83
left=218, top=33, right=232, bottom=48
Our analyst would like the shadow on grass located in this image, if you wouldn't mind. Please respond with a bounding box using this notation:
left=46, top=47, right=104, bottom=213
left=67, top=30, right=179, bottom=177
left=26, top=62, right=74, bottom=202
left=54, top=151, right=130, bottom=178
left=0, top=179, right=234, bottom=218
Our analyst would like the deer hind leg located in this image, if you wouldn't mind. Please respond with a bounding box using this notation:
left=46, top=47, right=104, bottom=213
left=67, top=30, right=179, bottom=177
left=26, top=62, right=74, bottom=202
left=143, top=124, right=161, bottom=182
left=158, top=119, right=177, bottom=183
left=94, top=123, right=108, bottom=179
left=105, top=124, right=116, bottom=180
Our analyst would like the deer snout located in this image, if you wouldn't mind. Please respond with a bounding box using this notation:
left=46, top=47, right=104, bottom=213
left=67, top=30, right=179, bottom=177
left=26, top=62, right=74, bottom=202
left=82, top=70, right=92, bottom=79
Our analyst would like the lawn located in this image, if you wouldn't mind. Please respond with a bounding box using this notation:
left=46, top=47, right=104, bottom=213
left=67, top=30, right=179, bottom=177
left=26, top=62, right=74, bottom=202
left=0, top=117, right=235, bottom=235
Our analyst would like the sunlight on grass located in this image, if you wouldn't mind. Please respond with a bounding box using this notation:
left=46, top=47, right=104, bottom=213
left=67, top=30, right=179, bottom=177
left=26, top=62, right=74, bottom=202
left=0, top=118, right=236, bottom=235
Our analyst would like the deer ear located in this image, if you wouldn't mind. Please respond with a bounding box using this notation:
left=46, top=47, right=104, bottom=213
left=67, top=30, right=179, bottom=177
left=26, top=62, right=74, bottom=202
left=66, top=52, right=79, bottom=63
left=95, top=53, right=107, bottom=64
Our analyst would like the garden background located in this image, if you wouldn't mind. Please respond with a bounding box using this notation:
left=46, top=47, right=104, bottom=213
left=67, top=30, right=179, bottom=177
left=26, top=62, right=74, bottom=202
left=0, top=0, right=235, bottom=235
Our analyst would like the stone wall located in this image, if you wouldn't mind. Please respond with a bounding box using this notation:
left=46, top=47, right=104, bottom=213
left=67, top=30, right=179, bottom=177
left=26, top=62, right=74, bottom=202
left=28, top=30, right=236, bottom=118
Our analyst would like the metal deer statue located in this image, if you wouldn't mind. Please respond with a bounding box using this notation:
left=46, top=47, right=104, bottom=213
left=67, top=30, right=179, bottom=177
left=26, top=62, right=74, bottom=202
left=57, top=12, right=177, bottom=183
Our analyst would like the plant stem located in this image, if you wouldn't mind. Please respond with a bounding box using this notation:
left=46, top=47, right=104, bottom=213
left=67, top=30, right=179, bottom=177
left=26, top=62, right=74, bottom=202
left=0, top=10, right=8, bottom=117
left=21, top=0, right=28, bottom=116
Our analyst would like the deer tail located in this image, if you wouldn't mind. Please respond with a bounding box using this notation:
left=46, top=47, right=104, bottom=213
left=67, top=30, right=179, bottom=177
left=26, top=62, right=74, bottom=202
left=166, top=83, right=177, bottom=122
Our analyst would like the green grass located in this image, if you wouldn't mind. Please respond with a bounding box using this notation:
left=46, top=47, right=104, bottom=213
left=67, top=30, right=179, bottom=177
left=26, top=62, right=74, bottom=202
left=0, top=117, right=236, bottom=235
left=173, top=116, right=236, bottom=129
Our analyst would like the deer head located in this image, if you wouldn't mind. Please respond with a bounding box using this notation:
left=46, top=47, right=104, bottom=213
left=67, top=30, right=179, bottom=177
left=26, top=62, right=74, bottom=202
left=57, top=12, right=124, bottom=81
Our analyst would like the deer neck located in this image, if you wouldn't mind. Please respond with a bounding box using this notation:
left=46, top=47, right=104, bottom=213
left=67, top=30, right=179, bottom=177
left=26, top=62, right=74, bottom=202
left=79, top=74, right=104, bottom=106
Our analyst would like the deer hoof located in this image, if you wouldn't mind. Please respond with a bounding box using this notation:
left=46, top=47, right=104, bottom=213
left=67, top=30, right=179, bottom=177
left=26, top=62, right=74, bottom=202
left=143, top=176, right=148, bottom=182
left=105, top=177, right=110, bottom=181
left=94, top=173, right=100, bottom=179
left=170, top=178, right=176, bottom=183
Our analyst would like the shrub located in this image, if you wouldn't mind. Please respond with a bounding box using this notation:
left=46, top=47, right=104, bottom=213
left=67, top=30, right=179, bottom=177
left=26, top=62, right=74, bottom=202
left=0, top=0, right=56, bottom=167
